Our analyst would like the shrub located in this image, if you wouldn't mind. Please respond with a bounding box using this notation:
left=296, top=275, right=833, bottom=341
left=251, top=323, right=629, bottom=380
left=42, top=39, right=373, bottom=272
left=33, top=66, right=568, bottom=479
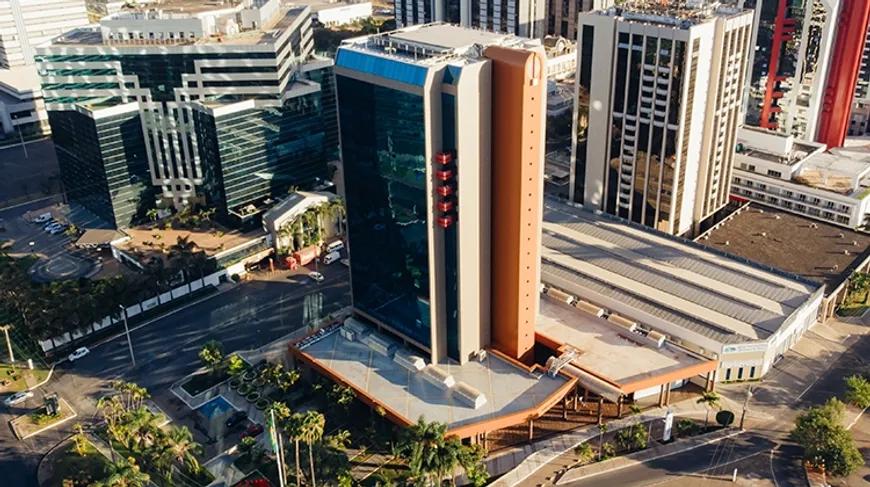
left=574, top=442, right=594, bottom=463
left=676, top=418, right=698, bottom=437
left=600, top=442, right=616, bottom=460
left=845, top=375, right=870, bottom=409
left=30, top=411, right=62, bottom=425
left=615, top=424, right=647, bottom=452
left=716, top=410, right=736, bottom=427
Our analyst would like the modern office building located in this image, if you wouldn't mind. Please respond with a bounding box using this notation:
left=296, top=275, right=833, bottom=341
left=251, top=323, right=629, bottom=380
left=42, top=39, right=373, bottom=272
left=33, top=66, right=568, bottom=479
left=848, top=24, right=870, bottom=137
left=569, top=3, right=753, bottom=236
left=730, top=127, right=870, bottom=229
left=35, top=0, right=339, bottom=229
left=545, top=0, right=608, bottom=39
left=393, top=0, right=546, bottom=38
left=0, top=66, right=50, bottom=138
left=0, top=0, right=90, bottom=68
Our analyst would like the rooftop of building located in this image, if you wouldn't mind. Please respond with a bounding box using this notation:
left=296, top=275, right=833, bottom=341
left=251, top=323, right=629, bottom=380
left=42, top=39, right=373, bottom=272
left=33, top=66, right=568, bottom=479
left=293, top=319, right=573, bottom=437
left=337, top=22, right=540, bottom=67
left=116, top=223, right=264, bottom=262
left=540, top=198, right=822, bottom=345
left=735, top=128, right=870, bottom=197
left=536, top=297, right=715, bottom=393
left=592, top=0, right=748, bottom=28
left=114, top=0, right=249, bottom=16
left=262, top=190, right=336, bottom=229
left=285, top=0, right=369, bottom=13
left=699, top=204, right=870, bottom=293
left=0, top=66, right=42, bottom=97
left=45, top=5, right=306, bottom=47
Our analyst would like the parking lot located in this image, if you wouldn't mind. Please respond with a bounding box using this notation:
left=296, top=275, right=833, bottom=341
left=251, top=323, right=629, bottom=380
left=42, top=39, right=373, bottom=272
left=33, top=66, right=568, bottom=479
left=5, top=202, right=103, bottom=282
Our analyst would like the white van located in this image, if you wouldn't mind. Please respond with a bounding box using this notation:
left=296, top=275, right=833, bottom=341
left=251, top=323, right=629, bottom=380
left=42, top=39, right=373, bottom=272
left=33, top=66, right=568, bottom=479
left=322, top=251, right=341, bottom=265
left=34, top=212, right=52, bottom=223
left=326, top=240, right=345, bottom=253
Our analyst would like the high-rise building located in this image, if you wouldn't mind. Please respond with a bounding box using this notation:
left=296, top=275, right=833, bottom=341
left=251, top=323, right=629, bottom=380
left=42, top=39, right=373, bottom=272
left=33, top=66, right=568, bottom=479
left=847, top=23, right=870, bottom=136
left=545, top=0, right=613, bottom=39
left=334, top=23, right=546, bottom=364
left=815, top=0, right=870, bottom=148
left=569, top=4, right=753, bottom=236
left=0, top=0, right=90, bottom=68
left=740, top=0, right=841, bottom=140
left=394, top=0, right=546, bottom=38
left=35, top=0, right=339, bottom=229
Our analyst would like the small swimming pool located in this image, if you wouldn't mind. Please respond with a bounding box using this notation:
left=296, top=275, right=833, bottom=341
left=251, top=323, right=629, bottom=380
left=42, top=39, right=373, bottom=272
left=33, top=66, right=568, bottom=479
left=197, top=396, right=235, bottom=420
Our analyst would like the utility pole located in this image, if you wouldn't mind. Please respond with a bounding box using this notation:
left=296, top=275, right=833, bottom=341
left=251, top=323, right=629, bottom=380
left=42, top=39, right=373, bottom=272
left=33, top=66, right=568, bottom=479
left=17, top=127, right=28, bottom=159
left=739, top=385, right=753, bottom=430
left=0, top=325, right=14, bottom=363
left=119, top=305, right=136, bottom=367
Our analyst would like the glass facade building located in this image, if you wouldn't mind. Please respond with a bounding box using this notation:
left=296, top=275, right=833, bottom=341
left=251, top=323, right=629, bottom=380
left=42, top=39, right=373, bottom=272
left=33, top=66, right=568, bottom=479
left=338, top=76, right=432, bottom=348
left=36, top=5, right=339, bottom=228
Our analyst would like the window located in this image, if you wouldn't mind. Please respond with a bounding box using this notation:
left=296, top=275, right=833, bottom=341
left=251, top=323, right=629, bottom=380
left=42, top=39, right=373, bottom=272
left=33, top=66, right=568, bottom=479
left=810, top=197, right=821, bottom=205
left=839, top=204, right=850, bottom=212
left=768, top=170, right=782, bottom=178
left=725, top=369, right=731, bottom=381
left=734, top=177, right=742, bottom=184
left=823, top=211, right=835, bottom=220
left=824, top=201, right=835, bottom=209
left=785, top=190, right=793, bottom=197
left=749, top=366, right=756, bottom=378
left=737, top=368, right=744, bottom=380
left=768, top=196, right=779, bottom=204
left=745, top=180, right=754, bottom=187
left=796, top=204, right=806, bottom=211
left=748, top=165, right=756, bottom=172
left=759, top=183, right=767, bottom=190
left=837, top=215, right=850, bottom=224
left=799, top=194, right=807, bottom=201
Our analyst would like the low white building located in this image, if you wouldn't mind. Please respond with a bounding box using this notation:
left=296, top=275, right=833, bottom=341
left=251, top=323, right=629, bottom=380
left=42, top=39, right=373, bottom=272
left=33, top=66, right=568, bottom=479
left=731, top=127, right=870, bottom=229
left=289, top=0, right=372, bottom=26
left=0, top=66, right=50, bottom=138
left=543, top=36, right=575, bottom=80
left=261, top=191, right=340, bottom=252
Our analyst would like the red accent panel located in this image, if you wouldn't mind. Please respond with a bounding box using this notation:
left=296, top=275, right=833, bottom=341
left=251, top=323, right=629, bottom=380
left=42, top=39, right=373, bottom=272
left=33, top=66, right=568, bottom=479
left=435, top=152, right=453, bottom=164
left=438, top=215, right=454, bottom=228
left=817, top=0, right=870, bottom=148
left=437, top=200, right=454, bottom=212
left=436, top=169, right=454, bottom=181
left=436, top=184, right=454, bottom=197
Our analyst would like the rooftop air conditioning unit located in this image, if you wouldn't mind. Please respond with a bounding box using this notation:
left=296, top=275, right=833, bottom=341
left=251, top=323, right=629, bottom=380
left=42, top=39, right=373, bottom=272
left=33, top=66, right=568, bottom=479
left=453, top=382, right=487, bottom=409
left=421, top=365, right=455, bottom=390
left=393, top=349, right=426, bottom=372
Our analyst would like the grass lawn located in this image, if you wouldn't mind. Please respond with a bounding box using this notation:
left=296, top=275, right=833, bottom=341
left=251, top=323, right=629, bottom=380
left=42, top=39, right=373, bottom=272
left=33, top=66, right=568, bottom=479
left=44, top=439, right=112, bottom=487
left=181, top=369, right=230, bottom=396
left=10, top=398, right=75, bottom=439
left=0, top=362, right=49, bottom=393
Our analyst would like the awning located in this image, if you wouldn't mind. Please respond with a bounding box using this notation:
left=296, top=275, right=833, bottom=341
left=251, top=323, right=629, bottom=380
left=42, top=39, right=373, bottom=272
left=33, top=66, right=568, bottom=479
left=548, top=356, right=623, bottom=403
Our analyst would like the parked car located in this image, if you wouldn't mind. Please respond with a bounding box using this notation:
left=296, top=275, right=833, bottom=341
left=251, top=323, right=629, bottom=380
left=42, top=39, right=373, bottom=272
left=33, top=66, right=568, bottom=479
left=44, top=222, right=62, bottom=233
left=240, top=423, right=264, bottom=440
left=308, top=272, right=324, bottom=283
left=226, top=410, right=248, bottom=428
left=34, top=213, right=52, bottom=223
left=322, top=251, right=340, bottom=265
left=41, top=220, right=56, bottom=230
left=68, top=346, right=90, bottom=362
left=49, top=225, right=68, bottom=235
left=3, top=390, right=33, bottom=406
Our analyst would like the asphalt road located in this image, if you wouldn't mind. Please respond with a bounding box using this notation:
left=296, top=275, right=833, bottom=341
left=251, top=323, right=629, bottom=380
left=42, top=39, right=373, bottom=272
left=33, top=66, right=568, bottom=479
left=561, top=330, right=870, bottom=487
left=0, top=264, right=351, bottom=487
left=0, top=139, right=60, bottom=205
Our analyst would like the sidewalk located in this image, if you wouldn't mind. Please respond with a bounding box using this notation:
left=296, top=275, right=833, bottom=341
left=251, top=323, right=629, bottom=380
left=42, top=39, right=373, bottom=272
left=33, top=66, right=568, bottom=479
left=555, top=428, right=741, bottom=485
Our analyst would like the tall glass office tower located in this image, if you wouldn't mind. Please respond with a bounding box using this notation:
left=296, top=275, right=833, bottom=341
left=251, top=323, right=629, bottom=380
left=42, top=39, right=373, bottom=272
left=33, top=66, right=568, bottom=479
left=335, top=24, right=547, bottom=365
left=35, top=0, right=338, bottom=228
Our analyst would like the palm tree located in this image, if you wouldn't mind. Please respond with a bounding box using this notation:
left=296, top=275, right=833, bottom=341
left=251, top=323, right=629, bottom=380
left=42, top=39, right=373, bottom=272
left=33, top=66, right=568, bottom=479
left=286, top=413, right=304, bottom=487
left=97, top=396, right=126, bottom=446
left=697, top=392, right=721, bottom=429
left=266, top=401, right=291, bottom=425
left=124, top=406, right=160, bottom=450
left=146, top=208, right=159, bottom=223
left=169, top=236, right=197, bottom=293
left=395, top=417, right=450, bottom=483
left=297, top=410, right=326, bottom=487
left=164, top=425, right=202, bottom=474
left=146, top=443, right=175, bottom=483
left=327, top=198, right=346, bottom=237
left=92, top=456, right=150, bottom=487
left=277, top=370, right=300, bottom=395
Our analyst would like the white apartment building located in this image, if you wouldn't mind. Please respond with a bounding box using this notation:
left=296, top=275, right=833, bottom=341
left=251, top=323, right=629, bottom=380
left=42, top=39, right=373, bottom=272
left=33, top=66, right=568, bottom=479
left=569, top=3, right=753, bottom=236
left=731, top=127, right=870, bottom=228
left=310, top=1, right=372, bottom=26
left=393, top=0, right=546, bottom=38
left=0, top=0, right=90, bottom=68
left=0, top=65, right=50, bottom=137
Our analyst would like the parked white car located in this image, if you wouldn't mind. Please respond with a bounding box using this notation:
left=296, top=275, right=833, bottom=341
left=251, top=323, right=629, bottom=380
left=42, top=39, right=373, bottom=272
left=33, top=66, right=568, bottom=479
left=308, top=272, right=324, bottom=283
left=49, top=225, right=68, bottom=235
left=44, top=222, right=62, bottom=233
left=3, top=390, right=33, bottom=406
left=34, top=213, right=52, bottom=223
left=68, top=346, right=90, bottom=362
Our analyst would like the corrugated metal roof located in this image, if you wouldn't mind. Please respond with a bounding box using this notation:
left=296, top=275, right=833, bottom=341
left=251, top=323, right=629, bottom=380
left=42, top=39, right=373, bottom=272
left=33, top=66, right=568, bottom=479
left=540, top=201, right=822, bottom=344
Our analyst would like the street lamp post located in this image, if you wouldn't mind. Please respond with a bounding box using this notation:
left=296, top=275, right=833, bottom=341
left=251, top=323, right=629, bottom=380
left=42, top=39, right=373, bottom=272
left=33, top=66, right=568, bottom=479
left=0, top=325, right=14, bottom=363
left=119, top=305, right=136, bottom=367
left=28, top=241, right=34, bottom=256
left=739, top=385, right=753, bottom=430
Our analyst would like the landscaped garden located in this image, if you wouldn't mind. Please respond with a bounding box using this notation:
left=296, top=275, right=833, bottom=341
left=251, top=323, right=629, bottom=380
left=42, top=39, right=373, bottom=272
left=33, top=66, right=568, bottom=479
left=44, top=430, right=113, bottom=486
left=10, top=394, right=75, bottom=439
left=838, top=272, right=870, bottom=316
left=0, top=362, right=49, bottom=393
left=95, top=379, right=214, bottom=487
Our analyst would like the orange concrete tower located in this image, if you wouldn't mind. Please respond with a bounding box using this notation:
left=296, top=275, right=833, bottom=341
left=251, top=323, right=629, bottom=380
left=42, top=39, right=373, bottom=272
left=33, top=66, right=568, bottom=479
left=485, top=46, right=547, bottom=364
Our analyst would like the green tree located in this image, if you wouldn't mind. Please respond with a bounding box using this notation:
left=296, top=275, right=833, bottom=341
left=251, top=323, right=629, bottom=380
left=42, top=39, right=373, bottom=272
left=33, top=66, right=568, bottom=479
left=850, top=272, right=870, bottom=303
left=146, top=208, right=159, bottom=222
left=792, top=398, right=863, bottom=477
left=72, top=423, right=88, bottom=457
left=574, top=442, right=594, bottom=464
left=458, top=443, right=490, bottom=487
left=845, top=375, right=870, bottom=408
left=395, top=417, right=459, bottom=484
left=615, top=423, right=647, bottom=452
left=164, top=425, right=202, bottom=474
left=226, top=353, right=246, bottom=377
left=600, top=442, right=616, bottom=460
left=696, top=391, right=721, bottom=429
left=168, top=236, right=197, bottom=292
left=198, top=340, right=224, bottom=374
left=91, top=457, right=150, bottom=487
left=298, top=410, right=326, bottom=487
left=286, top=413, right=305, bottom=486
left=716, top=410, right=736, bottom=427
